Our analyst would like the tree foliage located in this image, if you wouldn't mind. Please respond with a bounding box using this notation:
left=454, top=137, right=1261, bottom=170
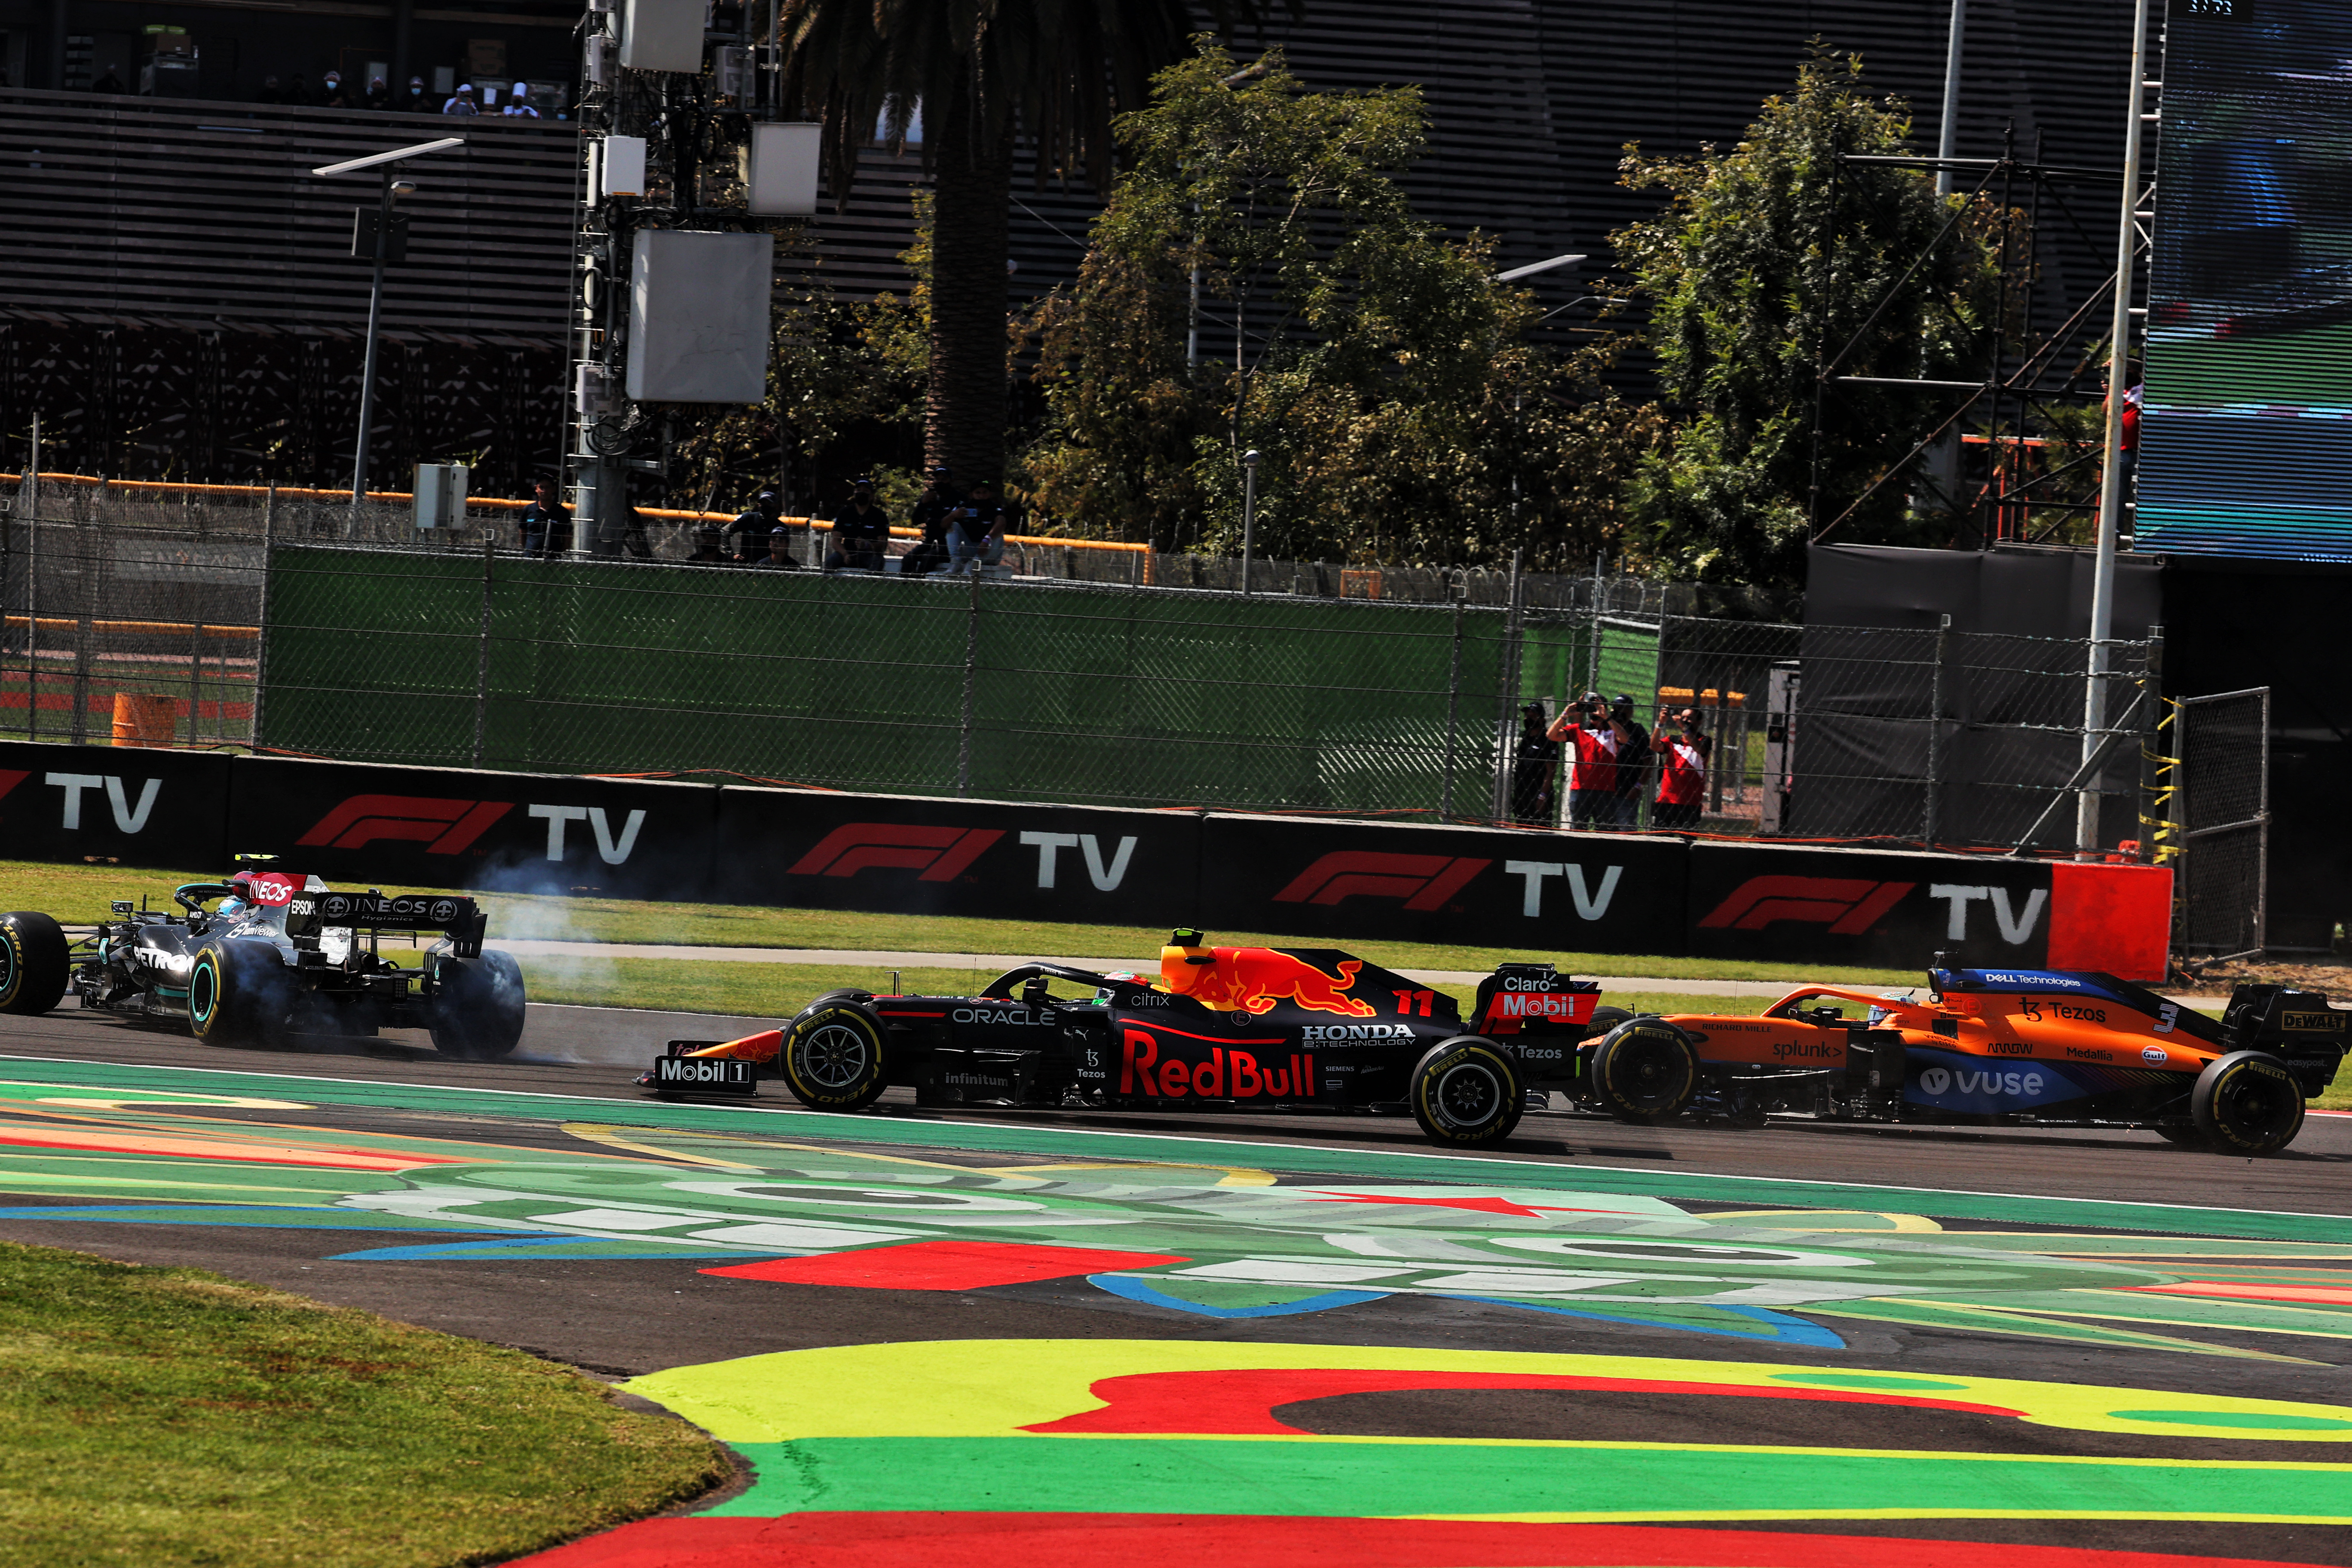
left=1023, top=42, right=1660, bottom=569
left=1612, top=49, right=2013, bottom=591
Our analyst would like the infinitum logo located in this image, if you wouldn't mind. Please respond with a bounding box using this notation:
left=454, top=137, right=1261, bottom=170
left=788, top=824, right=1004, bottom=881
left=1274, top=853, right=1490, bottom=911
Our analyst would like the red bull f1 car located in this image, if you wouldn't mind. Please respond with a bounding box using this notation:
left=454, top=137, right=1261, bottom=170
left=1578, top=959, right=2346, bottom=1155
left=640, top=930, right=1603, bottom=1147
left=0, top=860, right=525, bottom=1057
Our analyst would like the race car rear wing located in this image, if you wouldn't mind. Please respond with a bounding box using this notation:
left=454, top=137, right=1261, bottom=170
left=287, top=891, right=488, bottom=957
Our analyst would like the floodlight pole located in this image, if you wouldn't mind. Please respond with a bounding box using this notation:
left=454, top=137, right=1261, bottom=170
left=2078, top=0, right=2154, bottom=854
left=351, top=166, right=395, bottom=505
left=1240, top=449, right=1261, bottom=595
left=1935, top=0, right=1967, bottom=199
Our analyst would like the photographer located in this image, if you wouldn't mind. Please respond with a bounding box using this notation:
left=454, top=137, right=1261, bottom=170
left=1652, top=707, right=1710, bottom=830
left=1510, top=703, right=1559, bottom=825
left=1546, top=691, right=1626, bottom=830
left=1605, top=693, right=1651, bottom=827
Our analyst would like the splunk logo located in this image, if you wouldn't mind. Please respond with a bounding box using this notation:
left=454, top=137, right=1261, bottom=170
left=1770, top=1041, right=1843, bottom=1060
left=1917, top=1065, right=2048, bottom=1099
left=788, top=824, right=1004, bottom=882
left=1274, top=853, right=1490, bottom=912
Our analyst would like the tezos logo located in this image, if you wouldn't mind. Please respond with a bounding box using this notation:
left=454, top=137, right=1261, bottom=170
left=2021, top=997, right=2105, bottom=1025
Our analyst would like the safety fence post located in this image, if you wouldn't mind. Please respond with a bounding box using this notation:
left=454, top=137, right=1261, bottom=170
left=473, top=529, right=494, bottom=767
left=251, top=486, right=276, bottom=750
left=23, top=417, right=37, bottom=745
left=956, top=569, right=979, bottom=797
left=69, top=516, right=94, bottom=744
left=190, top=615, right=205, bottom=746
left=2135, top=626, right=2166, bottom=866
left=1923, top=612, right=1950, bottom=847
left=1440, top=583, right=1463, bottom=821
left=1488, top=548, right=1523, bottom=821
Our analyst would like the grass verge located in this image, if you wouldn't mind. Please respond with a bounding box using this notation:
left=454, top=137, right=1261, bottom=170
left=0, top=858, right=1915, bottom=986
left=0, top=1241, right=725, bottom=1568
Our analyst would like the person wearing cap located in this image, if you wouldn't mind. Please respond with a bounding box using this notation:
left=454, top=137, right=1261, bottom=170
left=502, top=80, right=539, bottom=117
left=401, top=76, right=431, bottom=112
left=364, top=76, right=391, bottom=111
left=1510, top=702, right=1560, bottom=826
left=443, top=82, right=479, bottom=115
left=1651, top=706, right=1709, bottom=830
left=725, top=489, right=787, bottom=562
left=321, top=70, right=352, bottom=109
left=1547, top=691, right=1630, bottom=831
left=949, top=478, right=1016, bottom=574
left=910, top=462, right=963, bottom=557
left=684, top=524, right=729, bottom=565
left=825, top=478, right=890, bottom=570
left=517, top=480, right=572, bottom=557
left=1605, top=693, right=1652, bottom=827
left=753, top=525, right=801, bottom=570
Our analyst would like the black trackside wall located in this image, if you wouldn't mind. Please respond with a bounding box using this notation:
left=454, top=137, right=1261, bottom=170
left=0, top=743, right=2154, bottom=974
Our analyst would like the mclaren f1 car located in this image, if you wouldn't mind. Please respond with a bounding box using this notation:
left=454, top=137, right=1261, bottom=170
left=1577, top=959, right=2346, bottom=1154
left=640, top=930, right=1608, bottom=1147
left=0, top=859, right=525, bottom=1057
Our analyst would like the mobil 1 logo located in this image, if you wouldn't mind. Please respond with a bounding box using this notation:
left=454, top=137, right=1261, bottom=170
left=652, top=1056, right=756, bottom=1094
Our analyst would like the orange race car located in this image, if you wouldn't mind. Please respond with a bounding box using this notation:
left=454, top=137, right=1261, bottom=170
left=1579, top=960, right=2348, bottom=1155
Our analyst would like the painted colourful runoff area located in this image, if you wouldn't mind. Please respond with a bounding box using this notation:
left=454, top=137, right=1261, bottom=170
left=4, top=1058, right=2352, bottom=1564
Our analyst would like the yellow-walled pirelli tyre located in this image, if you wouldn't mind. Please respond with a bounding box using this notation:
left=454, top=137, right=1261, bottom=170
left=1589, top=1017, right=1701, bottom=1123
left=0, top=912, right=70, bottom=1016
left=187, top=939, right=289, bottom=1048
left=781, top=1002, right=890, bottom=1111
left=1409, top=1037, right=1524, bottom=1148
left=2192, top=1051, right=2306, bottom=1156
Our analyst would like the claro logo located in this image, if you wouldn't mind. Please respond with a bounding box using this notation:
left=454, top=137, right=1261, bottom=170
left=1698, top=877, right=1916, bottom=935
left=1274, top=853, right=1490, bottom=911
left=298, top=796, right=513, bottom=854
left=789, top=824, right=1005, bottom=881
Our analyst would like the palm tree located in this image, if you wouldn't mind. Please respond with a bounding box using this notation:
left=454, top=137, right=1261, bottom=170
left=778, top=0, right=1280, bottom=485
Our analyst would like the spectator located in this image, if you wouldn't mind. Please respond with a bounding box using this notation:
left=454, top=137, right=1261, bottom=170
left=502, top=81, right=539, bottom=117
left=91, top=65, right=125, bottom=94
left=516, top=480, right=571, bottom=557
left=1547, top=691, right=1623, bottom=831
left=1605, top=693, right=1651, bottom=827
left=400, top=75, right=430, bottom=112
left=285, top=72, right=311, bottom=105
left=1510, top=703, right=1559, bottom=826
left=321, top=70, right=351, bottom=108
left=443, top=82, right=479, bottom=115
left=683, top=525, right=729, bottom=565
left=1652, top=707, right=1709, bottom=830
left=364, top=76, right=391, bottom=111
left=753, top=525, right=800, bottom=569
left=824, top=478, right=889, bottom=571
left=255, top=74, right=283, bottom=104
left=724, top=489, right=786, bottom=561
left=950, top=478, right=1014, bottom=574
left=910, top=462, right=962, bottom=542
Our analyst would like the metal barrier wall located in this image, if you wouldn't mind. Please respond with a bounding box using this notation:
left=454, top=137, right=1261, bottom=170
left=2169, top=687, right=2270, bottom=960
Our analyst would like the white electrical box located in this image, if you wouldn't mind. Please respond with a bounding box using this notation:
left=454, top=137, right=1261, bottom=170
left=414, top=463, right=469, bottom=531
left=627, top=229, right=773, bottom=404
left=743, top=122, right=822, bottom=215
left=619, top=0, right=703, bottom=72
left=601, top=135, right=646, bottom=197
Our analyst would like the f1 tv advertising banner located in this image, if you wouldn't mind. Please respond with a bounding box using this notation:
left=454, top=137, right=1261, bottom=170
left=1198, top=813, right=1687, bottom=956
left=2136, top=0, right=2352, bottom=562
left=0, top=741, right=232, bottom=870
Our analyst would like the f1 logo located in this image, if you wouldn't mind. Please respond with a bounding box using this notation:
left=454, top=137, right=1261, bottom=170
left=1698, top=876, right=1915, bottom=934
left=297, top=795, right=513, bottom=854
left=789, top=824, right=1004, bottom=881
left=1274, top=852, right=1490, bottom=911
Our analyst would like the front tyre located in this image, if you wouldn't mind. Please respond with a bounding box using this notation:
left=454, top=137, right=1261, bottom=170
left=1410, top=1037, right=1524, bottom=1148
left=2193, top=1051, right=2306, bottom=1155
left=782, top=1003, right=890, bottom=1111
left=188, top=940, right=289, bottom=1048
left=0, top=912, right=69, bottom=1015
left=430, top=951, right=527, bottom=1060
left=1589, top=1017, right=1701, bottom=1123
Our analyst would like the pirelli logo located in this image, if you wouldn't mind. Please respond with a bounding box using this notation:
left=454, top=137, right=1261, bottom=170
left=2283, top=1011, right=2346, bottom=1033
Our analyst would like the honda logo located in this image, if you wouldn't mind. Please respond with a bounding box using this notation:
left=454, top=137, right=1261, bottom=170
left=297, top=795, right=513, bottom=854
left=788, top=824, right=1004, bottom=881
left=1274, top=852, right=1490, bottom=911
left=1698, top=876, right=1915, bottom=934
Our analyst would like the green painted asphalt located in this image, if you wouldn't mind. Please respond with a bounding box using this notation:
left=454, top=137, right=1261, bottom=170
left=4, top=1052, right=2351, bottom=1244
left=704, top=1436, right=2352, bottom=1522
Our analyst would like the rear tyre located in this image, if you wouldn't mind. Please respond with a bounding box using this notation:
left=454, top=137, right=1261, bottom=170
left=1409, top=1037, right=1524, bottom=1148
left=430, top=950, right=527, bottom=1060
left=1586, top=1005, right=1635, bottom=1034
left=0, top=912, right=69, bottom=1016
left=1589, top=1017, right=1701, bottom=1123
left=187, top=940, right=290, bottom=1048
left=2192, top=1051, right=2306, bottom=1155
left=782, top=1003, right=890, bottom=1111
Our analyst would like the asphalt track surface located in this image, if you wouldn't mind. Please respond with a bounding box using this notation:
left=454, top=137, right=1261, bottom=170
left=8, top=1003, right=2352, bottom=1568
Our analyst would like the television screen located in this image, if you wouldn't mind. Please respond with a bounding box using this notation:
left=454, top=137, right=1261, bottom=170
left=2135, top=0, right=2352, bottom=561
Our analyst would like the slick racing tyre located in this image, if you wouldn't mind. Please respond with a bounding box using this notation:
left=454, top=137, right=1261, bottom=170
left=2192, top=1051, right=2306, bottom=1156
left=782, top=1002, right=890, bottom=1111
left=1409, top=1037, right=1525, bottom=1148
left=1589, top=1017, right=1701, bottom=1123
left=187, top=939, right=290, bottom=1048
left=0, top=912, right=70, bottom=1016
left=1586, top=1005, right=1635, bottom=1034
left=430, top=951, right=527, bottom=1060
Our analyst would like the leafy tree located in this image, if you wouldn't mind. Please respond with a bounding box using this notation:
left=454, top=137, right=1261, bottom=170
left=775, top=0, right=1278, bottom=487
left=1024, top=43, right=1660, bottom=568
left=1612, top=49, right=2012, bottom=591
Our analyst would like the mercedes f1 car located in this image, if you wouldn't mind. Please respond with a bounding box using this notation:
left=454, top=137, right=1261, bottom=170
left=1578, top=959, right=2346, bottom=1155
left=640, top=930, right=1605, bottom=1147
left=0, top=860, right=526, bottom=1057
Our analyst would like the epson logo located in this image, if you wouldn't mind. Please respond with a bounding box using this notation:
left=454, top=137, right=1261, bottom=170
left=1301, top=1023, right=1415, bottom=1042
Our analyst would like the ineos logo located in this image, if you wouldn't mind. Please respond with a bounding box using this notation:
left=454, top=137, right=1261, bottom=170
left=323, top=895, right=352, bottom=919
left=430, top=899, right=459, bottom=922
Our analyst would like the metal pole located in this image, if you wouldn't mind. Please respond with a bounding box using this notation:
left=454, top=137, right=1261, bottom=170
left=351, top=168, right=394, bottom=505
left=956, top=568, right=979, bottom=796
left=23, top=415, right=36, bottom=744
left=69, top=517, right=92, bottom=744
left=1441, top=586, right=1463, bottom=821
left=251, top=484, right=276, bottom=749
left=190, top=616, right=204, bottom=746
left=1490, top=548, right=1523, bottom=822
left=1935, top=0, right=1967, bottom=199
left=473, top=529, right=493, bottom=766
left=2081, top=0, right=2154, bottom=853
left=1924, top=612, right=1950, bottom=847
left=1239, top=449, right=1260, bottom=595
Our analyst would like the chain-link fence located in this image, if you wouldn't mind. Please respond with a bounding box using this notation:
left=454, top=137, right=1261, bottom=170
left=2167, top=687, right=2269, bottom=960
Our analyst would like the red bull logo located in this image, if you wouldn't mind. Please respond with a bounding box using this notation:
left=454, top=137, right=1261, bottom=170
left=1120, top=1028, right=1315, bottom=1100
left=1161, top=944, right=1377, bottom=1018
